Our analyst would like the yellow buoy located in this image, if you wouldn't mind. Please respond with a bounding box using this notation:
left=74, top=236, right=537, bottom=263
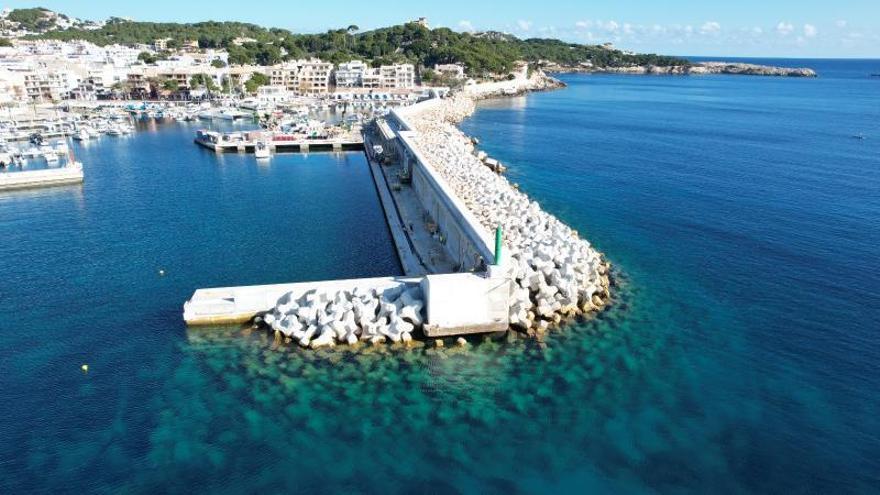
left=81, top=364, right=89, bottom=373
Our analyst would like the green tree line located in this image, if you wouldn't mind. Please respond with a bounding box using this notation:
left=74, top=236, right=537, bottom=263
left=32, top=17, right=690, bottom=74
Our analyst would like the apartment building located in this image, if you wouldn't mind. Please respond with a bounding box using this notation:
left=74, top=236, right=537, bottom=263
left=335, top=60, right=368, bottom=87
left=297, top=60, right=333, bottom=94
left=23, top=67, right=81, bottom=102
left=267, top=63, right=300, bottom=92
left=379, top=64, right=415, bottom=89
left=362, top=68, right=382, bottom=89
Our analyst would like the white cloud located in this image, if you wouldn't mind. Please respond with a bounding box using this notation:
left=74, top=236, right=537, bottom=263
left=776, top=21, right=795, bottom=36
left=575, top=20, right=592, bottom=30
left=835, top=20, right=847, bottom=29
left=751, top=26, right=764, bottom=36
left=700, top=21, right=721, bottom=35
left=804, top=24, right=818, bottom=38
left=457, top=20, right=475, bottom=32
left=600, top=20, right=620, bottom=33
left=517, top=20, right=533, bottom=31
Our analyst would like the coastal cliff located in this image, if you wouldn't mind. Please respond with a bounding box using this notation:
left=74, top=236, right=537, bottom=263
left=542, top=61, right=818, bottom=77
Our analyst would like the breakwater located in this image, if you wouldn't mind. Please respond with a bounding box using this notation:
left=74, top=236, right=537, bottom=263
left=186, top=72, right=610, bottom=344
left=397, top=93, right=611, bottom=334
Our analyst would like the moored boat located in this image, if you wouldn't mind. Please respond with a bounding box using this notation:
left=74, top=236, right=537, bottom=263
left=254, top=141, right=271, bottom=159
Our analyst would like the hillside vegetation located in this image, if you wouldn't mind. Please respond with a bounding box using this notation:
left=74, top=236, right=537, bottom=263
left=32, top=15, right=689, bottom=74
left=6, top=7, right=59, bottom=31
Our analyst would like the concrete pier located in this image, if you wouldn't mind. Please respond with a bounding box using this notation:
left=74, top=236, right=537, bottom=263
left=0, top=166, right=84, bottom=191
left=194, top=130, right=364, bottom=154
left=184, top=98, right=514, bottom=338
left=184, top=276, right=418, bottom=326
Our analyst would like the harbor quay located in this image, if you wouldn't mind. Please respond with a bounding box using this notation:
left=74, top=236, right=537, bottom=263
left=184, top=72, right=612, bottom=347
left=0, top=162, right=83, bottom=191
left=194, top=129, right=365, bottom=153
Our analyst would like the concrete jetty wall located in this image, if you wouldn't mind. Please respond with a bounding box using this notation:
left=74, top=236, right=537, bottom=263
left=0, top=166, right=84, bottom=191
left=184, top=276, right=418, bottom=326
left=390, top=105, right=496, bottom=272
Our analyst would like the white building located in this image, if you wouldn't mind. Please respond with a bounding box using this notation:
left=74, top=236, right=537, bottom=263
left=434, top=63, right=465, bottom=80
left=362, top=68, right=382, bottom=88
left=256, top=85, right=291, bottom=103
left=23, top=67, right=81, bottom=102
left=335, top=60, right=368, bottom=87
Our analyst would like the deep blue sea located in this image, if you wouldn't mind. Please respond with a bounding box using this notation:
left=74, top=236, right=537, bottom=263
left=2, top=59, right=880, bottom=493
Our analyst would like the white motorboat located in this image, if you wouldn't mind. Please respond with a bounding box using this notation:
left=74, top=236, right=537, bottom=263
left=43, top=151, right=59, bottom=162
left=254, top=141, right=271, bottom=159
left=22, top=146, right=40, bottom=158
left=73, top=129, right=90, bottom=141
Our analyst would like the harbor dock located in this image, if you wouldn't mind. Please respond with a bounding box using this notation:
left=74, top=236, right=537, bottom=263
left=0, top=165, right=84, bottom=191
left=194, top=130, right=364, bottom=153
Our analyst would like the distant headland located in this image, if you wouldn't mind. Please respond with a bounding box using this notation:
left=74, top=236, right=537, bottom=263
left=540, top=60, right=818, bottom=77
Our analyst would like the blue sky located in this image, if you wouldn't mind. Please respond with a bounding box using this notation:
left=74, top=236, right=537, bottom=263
left=5, top=0, right=880, bottom=57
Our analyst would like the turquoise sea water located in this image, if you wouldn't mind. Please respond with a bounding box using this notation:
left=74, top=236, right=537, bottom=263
left=2, top=59, right=880, bottom=493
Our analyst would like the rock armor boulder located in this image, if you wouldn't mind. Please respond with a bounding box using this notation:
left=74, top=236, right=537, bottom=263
left=263, top=285, right=425, bottom=347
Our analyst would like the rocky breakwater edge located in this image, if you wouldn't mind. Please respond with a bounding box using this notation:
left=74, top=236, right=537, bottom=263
left=407, top=93, right=612, bottom=336
left=259, top=283, right=426, bottom=348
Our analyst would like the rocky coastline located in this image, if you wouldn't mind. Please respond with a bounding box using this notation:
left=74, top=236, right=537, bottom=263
left=462, top=70, right=567, bottom=99
left=542, top=61, right=817, bottom=77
